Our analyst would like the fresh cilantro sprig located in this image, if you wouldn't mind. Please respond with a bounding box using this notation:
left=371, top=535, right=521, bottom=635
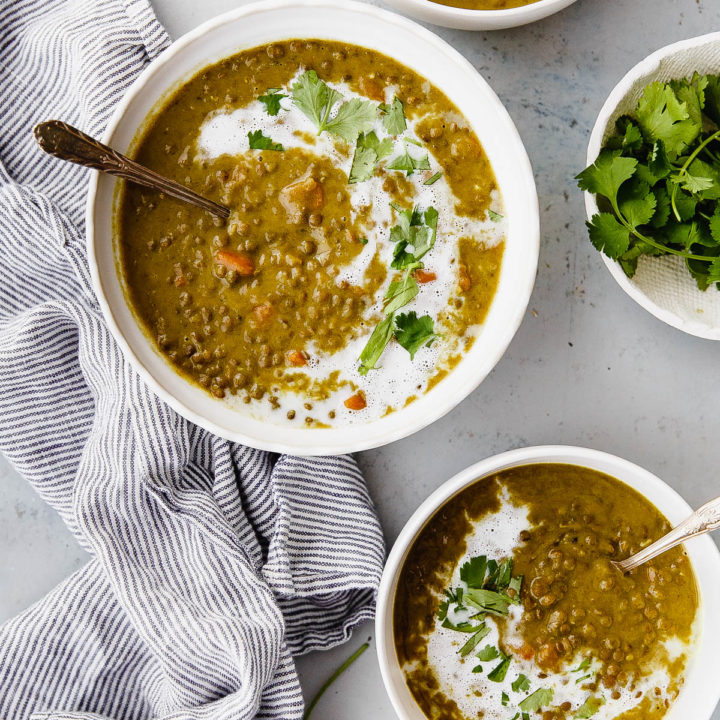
left=577, top=73, right=720, bottom=290
left=291, top=70, right=376, bottom=142
left=357, top=204, right=440, bottom=374
left=258, top=88, right=287, bottom=116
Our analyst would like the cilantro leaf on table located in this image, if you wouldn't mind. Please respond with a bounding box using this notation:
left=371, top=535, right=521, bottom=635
left=635, top=81, right=700, bottom=158
left=379, top=96, right=407, bottom=135
left=394, top=312, right=437, bottom=359
left=258, top=88, right=287, bottom=116
left=291, top=70, right=375, bottom=142
left=575, top=696, right=605, bottom=718
left=247, top=130, right=283, bottom=151
left=518, top=688, right=553, bottom=713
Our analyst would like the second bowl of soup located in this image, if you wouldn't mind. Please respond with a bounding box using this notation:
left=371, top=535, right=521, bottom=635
left=377, top=446, right=720, bottom=720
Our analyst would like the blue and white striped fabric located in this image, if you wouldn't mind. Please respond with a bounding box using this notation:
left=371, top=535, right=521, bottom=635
left=0, top=1, right=386, bottom=718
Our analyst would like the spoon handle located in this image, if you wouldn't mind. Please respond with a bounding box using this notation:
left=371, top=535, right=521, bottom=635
left=615, top=495, right=720, bottom=573
left=33, top=120, right=230, bottom=219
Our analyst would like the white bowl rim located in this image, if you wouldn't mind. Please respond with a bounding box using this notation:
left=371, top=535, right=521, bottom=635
left=376, top=444, right=720, bottom=720
left=85, top=0, right=539, bottom=456
left=382, top=0, right=579, bottom=31
left=584, top=32, right=720, bottom=342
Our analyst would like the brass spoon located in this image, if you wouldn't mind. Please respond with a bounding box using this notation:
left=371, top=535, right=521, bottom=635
left=612, top=495, right=720, bottom=573
left=33, top=120, right=230, bottom=220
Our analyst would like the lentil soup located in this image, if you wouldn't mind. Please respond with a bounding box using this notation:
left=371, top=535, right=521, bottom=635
left=394, top=464, right=699, bottom=720
left=116, top=40, right=505, bottom=427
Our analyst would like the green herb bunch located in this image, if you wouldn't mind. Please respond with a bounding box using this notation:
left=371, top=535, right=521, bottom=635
left=577, top=73, right=720, bottom=290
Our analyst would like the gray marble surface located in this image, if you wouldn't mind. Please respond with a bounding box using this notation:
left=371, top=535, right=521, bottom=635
left=3, top=0, right=720, bottom=716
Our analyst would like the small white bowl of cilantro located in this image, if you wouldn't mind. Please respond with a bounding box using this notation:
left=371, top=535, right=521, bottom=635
left=382, top=0, right=578, bottom=31
left=581, top=33, right=720, bottom=340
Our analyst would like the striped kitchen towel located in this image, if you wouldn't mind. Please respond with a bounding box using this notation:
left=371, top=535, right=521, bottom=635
left=0, top=1, right=385, bottom=719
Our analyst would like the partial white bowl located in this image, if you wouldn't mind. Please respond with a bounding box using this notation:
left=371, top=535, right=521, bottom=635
left=376, top=445, right=720, bottom=720
left=585, top=33, right=720, bottom=340
left=382, top=0, right=578, bottom=31
left=86, top=0, right=539, bottom=456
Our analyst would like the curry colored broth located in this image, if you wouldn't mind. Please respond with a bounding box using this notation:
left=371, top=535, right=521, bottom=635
left=394, top=464, right=698, bottom=720
left=116, top=39, right=503, bottom=423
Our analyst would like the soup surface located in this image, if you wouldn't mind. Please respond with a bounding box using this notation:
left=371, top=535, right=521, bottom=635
left=394, top=464, right=699, bottom=720
left=117, top=40, right=504, bottom=428
left=429, top=0, right=541, bottom=9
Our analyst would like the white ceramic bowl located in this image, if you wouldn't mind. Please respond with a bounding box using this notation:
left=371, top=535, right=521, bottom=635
left=86, top=0, right=539, bottom=456
left=376, top=445, right=720, bottom=720
left=585, top=33, right=720, bottom=340
left=382, top=0, right=578, bottom=31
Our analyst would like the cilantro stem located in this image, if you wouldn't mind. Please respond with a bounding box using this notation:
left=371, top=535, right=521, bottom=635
left=670, top=129, right=720, bottom=222
left=611, top=197, right=713, bottom=262
left=303, top=642, right=369, bottom=720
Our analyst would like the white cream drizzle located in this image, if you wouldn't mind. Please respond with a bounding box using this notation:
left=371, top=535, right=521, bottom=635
left=196, top=70, right=506, bottom=426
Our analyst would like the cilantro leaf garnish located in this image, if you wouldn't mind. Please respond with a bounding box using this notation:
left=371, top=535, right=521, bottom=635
left=349, top=131, right=393, bottom=184
left=379, top=96, right=407, bottom=135
left=487, top=208, right=503, bottom=221
left=487, top=653, right=511, bottom=682
left=387, top=142, right=431, bottom=176
left=518, top=688, right=553, bottom=713
left=460, top=556, right=487, bottom=588
left=575, top=696, right=605, bottom=718
left=247, top=130, right=283, bottom=152
left=291, top=70, right=375, bottom=142
left=389, top=204, right=438, bottom=269
left=512, top=674, right=531, bottom=693
left=572, top=658, right=591, bottom=673
left=458, top=625, right=490, bottom=656
left=358, top=314, right=394, bottom=376
left=501, top=692, right=510, bottom=707
left=476, top=645, right=500, bottom=661
left=394, top=312, right=437, bottom=359
left=424, top=171, right=442, bottom=186
left=258, top=88, right=287, bottom=116
left=384, top=274, right=419, bottom=315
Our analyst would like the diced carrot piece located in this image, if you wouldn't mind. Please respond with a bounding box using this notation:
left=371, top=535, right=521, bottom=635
left=358, top=76, right=385, bottom=102
left=458, top=263, right=471, bottom=292
left=215, top=249, right=255, bottom=275
left=252, top=303, right=274, bottom=325
left=415, top=269, right=437, bottom=284
left=287, top=350, right=307, bottom=366
left=344, top=391, right=367, bottom=411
